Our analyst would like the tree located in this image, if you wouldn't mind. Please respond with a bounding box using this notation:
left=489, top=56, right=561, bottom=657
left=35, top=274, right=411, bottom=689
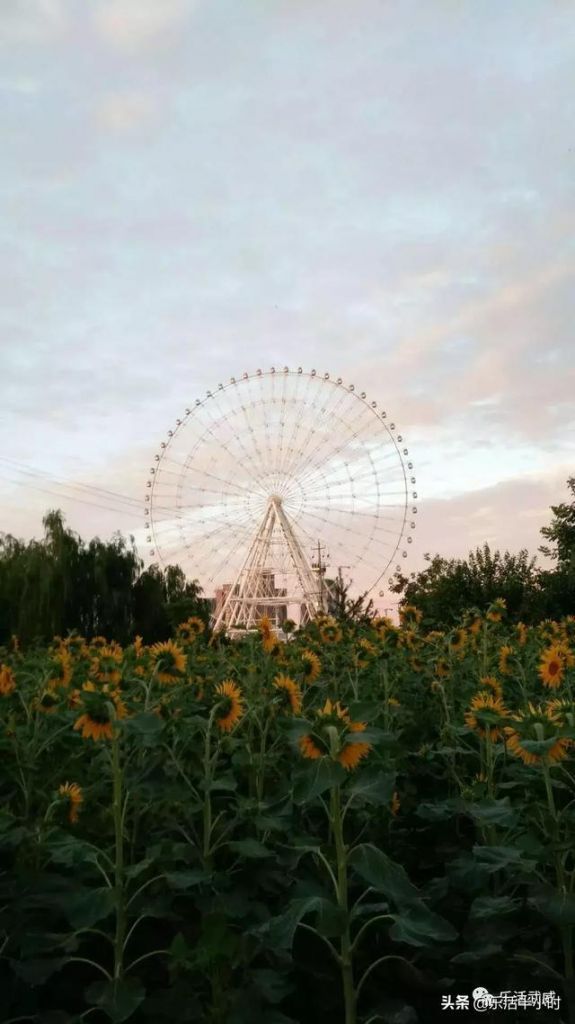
left=390, top=543, right=543, bottom=629
left=326, top=573, right=376, bottom=624
left=540, top=477, right=575, bottom=571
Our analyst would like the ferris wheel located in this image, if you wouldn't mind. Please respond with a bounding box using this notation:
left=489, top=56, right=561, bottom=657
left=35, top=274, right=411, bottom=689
left=145, top=367, right=417, bottom=634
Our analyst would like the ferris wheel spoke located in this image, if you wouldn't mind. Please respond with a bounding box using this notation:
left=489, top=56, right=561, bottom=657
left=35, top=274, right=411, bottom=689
left=278, top=379, right=352, bottom=484
left=276, top=373, right=317, bottom=485
left=147, top=368, right=415, bottom=614
left=288, top=401, right=377, bottom=493
left=201, top=389, right=279, bottom=495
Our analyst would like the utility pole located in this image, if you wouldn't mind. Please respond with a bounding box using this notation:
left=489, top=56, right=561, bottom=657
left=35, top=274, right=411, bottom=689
left=311, top=541, right=328, bottom=612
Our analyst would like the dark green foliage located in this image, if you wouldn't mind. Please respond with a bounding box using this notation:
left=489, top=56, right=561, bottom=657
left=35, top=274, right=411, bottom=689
left=0, top=509, right=210, bottom=646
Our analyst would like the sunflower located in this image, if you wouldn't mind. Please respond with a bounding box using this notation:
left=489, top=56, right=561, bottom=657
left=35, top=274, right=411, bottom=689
left=435, top=659, right=450, bottom=679
left=486, top=598, right=506, bottom=623
left=258, top=615, right=273, bottom=639
left=338, top=720, right=372, bottom=770
left=301, top=648, right=321, bottom=683
left=498, top=645, right=514, bottom=676
left=449, top=629, right=467, bottom=654
left=61, top=635, right=86, bottom=658
left=390, top=791, right=400, bottom=816
left=47, top=651, right=73, bottom=689
left=298, top=698, right=372, bottom=772
left=177, top=616, right=206, bottom=643
left=215, top=680, right=245, bottom=732
left=372, top=616, right=395, bottom=640
left=58, top=782, right=83, bottom=824
left=480, top=675, right=503, bottom=700
left=516, top=622, right=528, bottom=647
left=0, top=665, right=15, bottom=697
left=149, top=640, right=187, bottom=684
left=73, top=682, right=127, bottom=741
left=538, top=645, right=565, bottom=690
left=273, top=674, right=302, bottom=715
left=263, top=634, right=283, bottom=658
left=299, top=733, right=323, bottom=760
left=36, top=688, right=61, bottom=714
left=398, top=629, right=417, bottom=651
left=319, top=619, right=343, bottom=645
left=504, top=703, right=572, bottom=766
left=468, top=616, right=483, bottom=636
left=89, top=636, right=109, bottom=650
left=133, top=635, right=144, bottom=656
left=399, top=605, right=422, bottom=627
left=91, top=645, right=123, bottom=686
left=464, top=692, right=509, bottom=741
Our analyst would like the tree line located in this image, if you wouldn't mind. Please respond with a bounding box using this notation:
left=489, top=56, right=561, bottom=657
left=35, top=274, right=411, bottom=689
left=390, top=476, right=575, bottom=628
left=0, top=478, right=573, bottom=645
left=0, top=510, right=211, bottom=647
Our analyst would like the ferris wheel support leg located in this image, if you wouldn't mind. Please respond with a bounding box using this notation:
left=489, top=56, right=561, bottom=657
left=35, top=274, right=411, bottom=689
left=212, top=502, right=274, bottom=632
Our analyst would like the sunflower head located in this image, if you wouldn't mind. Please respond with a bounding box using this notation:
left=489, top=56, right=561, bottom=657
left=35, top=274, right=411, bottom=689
left=538, top=645, right=566, bottom=690
left=176, top=616, right=206, bottom=643
left=301, top=648, right=321, bottom=683
left=272, top=674, right=302, bottom=715
left=90, top=645, right=122, bottom=686
left=464, top=691, right=509, bottom=741
left=214, top=680, right=245, bottom=732
left=399, top=605, right=423, bottom=627
left=0, top=665, right=16, bottom=697
left=319, top=618, right=343, bottom=645
left=449, top=628, right=467, bottom=654
left=149, top=640, right=187, bottom=684
left=479, top=675, right=503, bottom=700
left=504, top=702, right=572, bottom=766
left=58, top=782, right=83, bottom=824
left=47, top=651, right=73, bottom=689
left=298, top=698, right=372, bottom=771
left=36, top=685, right=62, bottom=714
left=498, top=645, right=514, bottom=675
left=73, top=681, right=127, bottom=741
left=486, top=598, right=506, bottom=623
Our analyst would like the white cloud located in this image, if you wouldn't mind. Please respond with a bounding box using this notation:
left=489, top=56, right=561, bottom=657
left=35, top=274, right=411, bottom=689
left=92, top=0, right=199, bottom=53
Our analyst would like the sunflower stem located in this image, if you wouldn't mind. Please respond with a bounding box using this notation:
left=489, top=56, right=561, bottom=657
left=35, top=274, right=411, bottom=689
left=330, top=782, right=356, bottom=1024
left=111, top=724, right=126, bottom=985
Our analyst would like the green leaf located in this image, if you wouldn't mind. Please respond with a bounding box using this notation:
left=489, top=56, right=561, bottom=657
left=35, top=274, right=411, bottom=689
left=164, top=869, right=211, bottom=889
left=228, top=838, right=273, bottom=859
left=472, top=845, right=534, bottom=872
left=65, top=887, right=116, bottom=929
left=85, top=978, right=146, bottom=1022
left=416, top=798, right=463, bottom=821
left=251, top=896, right=346, bottom=949
left=451, top=944, right=502, bottom=964
left=346, top=770, right=396, bottom=806
left=469, top=895, right=521, bottom=920
left=531, top=887, right=575, bottom=926
left=347, top=701, right=381, bottom=722
left=251, top=968, right=294, bottom=1004
left=466, top=798, right=518, bottom=826
left=123, top=712, right=164, bottom=745
left=348, top=844, right=419, bottom=907
left=389, top=906, right=457, bottom=948
left=12, top=957, right=65, bottom=985
left=292, top=760, right=346, bottom=804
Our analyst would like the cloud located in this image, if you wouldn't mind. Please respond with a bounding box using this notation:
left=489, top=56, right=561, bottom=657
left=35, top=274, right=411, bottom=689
left=0, top=0, right=68, bottom=43
left=92, top=0, right=199, bottom=54
left=95, top=90, right=159, bottom=133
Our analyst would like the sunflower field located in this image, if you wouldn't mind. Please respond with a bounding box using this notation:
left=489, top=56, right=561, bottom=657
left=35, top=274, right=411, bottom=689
left=1, top=604, right=575, bottom=1024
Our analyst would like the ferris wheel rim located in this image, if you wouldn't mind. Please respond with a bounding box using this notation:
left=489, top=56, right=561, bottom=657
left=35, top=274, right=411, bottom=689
left=144, top=367, right=417, bottom=597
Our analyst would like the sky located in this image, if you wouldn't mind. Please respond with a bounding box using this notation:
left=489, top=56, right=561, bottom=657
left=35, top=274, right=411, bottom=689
left=1, top=0, right=574, bottom=609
